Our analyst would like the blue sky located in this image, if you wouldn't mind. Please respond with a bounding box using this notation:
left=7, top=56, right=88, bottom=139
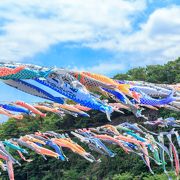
left=0, top=0, right=180, bottom=121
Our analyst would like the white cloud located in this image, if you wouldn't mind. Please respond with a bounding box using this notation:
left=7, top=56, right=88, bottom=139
left=83, top=5, right=180, bottom=67
left=73, top=61, right=126, bottom=75
left=116, top=6, right=180, bottom=63
left=0, top=0, right=146, bottom=61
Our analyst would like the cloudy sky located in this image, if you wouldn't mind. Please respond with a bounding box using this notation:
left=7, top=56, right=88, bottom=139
left=0, top=0, right=180, bottom=75
left=0, top=0, right=179, bottom=121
